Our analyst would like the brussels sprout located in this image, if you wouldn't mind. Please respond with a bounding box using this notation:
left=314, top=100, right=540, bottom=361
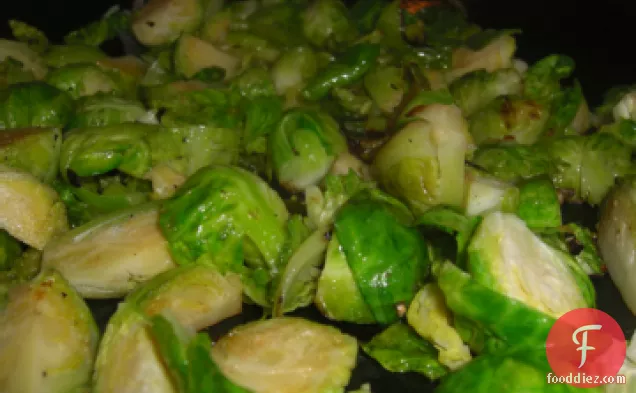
left=0, top=166, right=67, bottom=249
left=60, top=123, right=157, bottom=180
left=467, top=212, right=595, bottom=318
left=606, top=331, right=636, bottom=393
left=449, top=68, right=522, bottom=117
left=315, top=234, right=375, bottom=323
left=0, top=270, right=98, bottom=393
left=0, top=39, right=48, bottom=80
left=43, top=44, right=107, bottom=68
left=93, top=265, right=244, bottom=393
left=406, top=283, right=472, bottom=370
left=0, top=127, right=61, bottom=183
left=598, top=176, right=636, bottom=314
left=149, top=125, right=241, bottom=178
left=363, top=65, right=406, bottom=114
left=362, top=322, right=448, bottom=380
left=41, top=203, right=175, bottom=298
left=334, top=191, right=429, bottom=324
left=269, top=108, right=347, bottom=192
left=64, top=7, right=130, bottom=47
left=54, top=174, right=152, bottom=228
left=0, top=82, right=74, bottom=129
left=471, top=143, right=553, bottom=182
left=331, top=86, right=373, bottom=116
left=273, top=228, right=329, bottom=316
left=200, top=8, right=233, bottom=44
left=373, top=105, right=473, bottom=214
left=463, top=166, right=519, bottom=217
left=69, top=94, right=155, bottom=128
left=271, top=46, right=318, bottom=96
left=397, top=90, right=455, bottom=126
left=132, top=0, right=203, bottom=46
left=544, top=83, right=590, bottom=137
left=211, top=317, right=358, bottom=393
left=94, top=310, right=176, bottom=393
left=46, top=64, right=122, bottom=99
left=158, top=165, right=289, bottom=304
left=469, top=96, right=549, bottom=145
left=174, top=34, right=239, bottom=80
left=446, top=34, right=517, bottom=82
left=437, top=260, right=556, bottom=351
left=126, top=264, right=243, bottom=331
left=547, top=133, right=632, bottom=205
left=302, top=0, right=357, bottom=51
left=96, top=56, right=148, bottom=93
left=523, top=54, right=575, bottom=103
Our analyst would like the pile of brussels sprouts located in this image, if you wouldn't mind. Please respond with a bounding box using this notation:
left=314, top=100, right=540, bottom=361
left=1, top=0, right=636, bottom=392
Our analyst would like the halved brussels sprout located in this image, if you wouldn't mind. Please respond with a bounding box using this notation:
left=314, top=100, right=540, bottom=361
left=598, top=176, right=636, bottom=314
left=373, top=104, right=473, bottom=214
left=447, top=34, right=517, bottom=82
left=271, top=46, right=318, bottom=96
left=127, top=265, right=243, bottom=331
left=449, top=68, right=522, bottom=117
left=69, top=94, right=154, bottom=128
left=93, top=311, right=175, bottom=393
left=0, top=82, right=74, bottom=129
left=159, top=165, right=289, bottom=306
left=0, top=127, right=61, bottom=183
left=407, top=283, right=472, bottom=370
left=0, top=39, right=47, bottom=80
left=132, top=0, right=203, bottom=46
left=462, top=167, right=519, bottom=217
left=315, top=234, right=375, bottom=324
left=0, top=166, right=68, bottom=249
left=174, top=34, right=239, bottom=80
left=0, top=270, right=98, bottom=393
left=46, top=64, right=122, bottom=99
left=333, top=190, right=429, bottom=324
left=269, top=108, right=348, bottom=192
left=302, top=0, right=357, bottom=51
left=469, top=97, right=549, bottom=145
left=467, top=211, right=595, bottom=318
left=94, top=265, right=243, bottom=393
left=363, top=65, right=406, bottom=114
left=41, top=203, right=176, bottom=298
left=211, top=317, right=358, bottom=393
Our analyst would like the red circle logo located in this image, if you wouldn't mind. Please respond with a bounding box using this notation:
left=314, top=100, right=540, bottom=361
left=546, top=308, right=626, bottom=388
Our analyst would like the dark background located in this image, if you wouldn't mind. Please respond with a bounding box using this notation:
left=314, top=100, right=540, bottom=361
left=3, top=0, right=636, bottom=106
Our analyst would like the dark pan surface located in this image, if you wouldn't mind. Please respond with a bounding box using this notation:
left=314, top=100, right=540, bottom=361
left=6, top=0, right=636, bottom=391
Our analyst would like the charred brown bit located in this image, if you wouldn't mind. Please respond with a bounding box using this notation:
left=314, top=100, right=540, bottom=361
left=0, top=128, right=44, bottom=147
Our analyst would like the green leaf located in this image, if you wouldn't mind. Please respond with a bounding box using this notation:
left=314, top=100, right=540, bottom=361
left=362, top=322, right=448, bottom=380
left=398, top=89, right=455, bottom=125
left=523, top=54, right=575, bottom=102
left=516, top=177, right=562, bottom=229
left=416, top=206, right=481, bottom=264
left=9, top=20, right=48, bottom=53
left=64, top=7, right=131, bottom=47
